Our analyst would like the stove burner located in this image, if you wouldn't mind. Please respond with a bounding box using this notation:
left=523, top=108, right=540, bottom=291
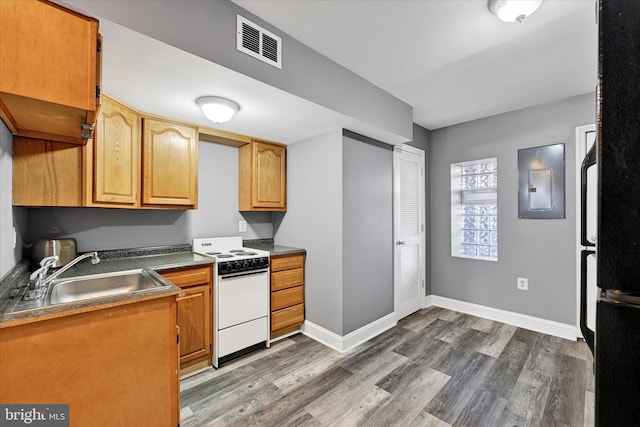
left=216, top=254, right=234, bottom=259
left=229, top=249, right=258, bottom=256
left=206, top=252, right=222, bottom=255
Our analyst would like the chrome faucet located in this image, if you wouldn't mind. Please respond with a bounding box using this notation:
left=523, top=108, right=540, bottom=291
left=25, top=252, right=100, bottom=301
left=42, top=251, right=101, bottom=287
left=29, top=255, right=59, bottom=289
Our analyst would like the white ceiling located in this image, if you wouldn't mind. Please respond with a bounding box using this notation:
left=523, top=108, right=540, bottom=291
left=96, top=19, right=367, bottom=145
left=233, top=0, right=598, bottom=130
left=72, top=0, right=597, bottom=145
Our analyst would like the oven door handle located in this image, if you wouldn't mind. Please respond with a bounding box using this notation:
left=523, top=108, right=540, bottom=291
left=219, top=270, right=269, bottom=279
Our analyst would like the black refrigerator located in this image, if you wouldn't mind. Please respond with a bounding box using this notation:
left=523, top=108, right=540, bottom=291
left=580, top=1, right=640, bottom=425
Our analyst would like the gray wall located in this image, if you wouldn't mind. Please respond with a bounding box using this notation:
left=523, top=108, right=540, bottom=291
left=275, top=130, right=400, bottom=336
left=60, top=0, right=412, bottom=143
left=343, top=133, right=394, bottom=334
left=273, top=130, right=344, bottom=335
left=26, top=141, right=272, bottom=252
left=430, top=92, right=595, bottom=325
left=0, top=121, right=25, bottom=278
left=275, top=127, right=428, bottom=336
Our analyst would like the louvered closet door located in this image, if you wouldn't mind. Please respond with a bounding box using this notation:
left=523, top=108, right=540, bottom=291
left=394, top=146, right=425, bottom=320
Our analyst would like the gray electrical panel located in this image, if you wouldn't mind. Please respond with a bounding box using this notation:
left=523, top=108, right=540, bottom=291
left=518, top=143, right=565, bottom=219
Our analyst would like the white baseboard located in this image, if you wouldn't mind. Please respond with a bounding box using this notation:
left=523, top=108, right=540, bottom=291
left=424, top=294, right=434, bottom=308
left=301, top=321, right=344, bottom=352
left=302, top=312, right=397, bottom=353
left=427, top=295, right=578, bottom=341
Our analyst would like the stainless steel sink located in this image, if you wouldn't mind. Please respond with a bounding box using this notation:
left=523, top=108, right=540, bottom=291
left=49, top=269, right=166, bottom=305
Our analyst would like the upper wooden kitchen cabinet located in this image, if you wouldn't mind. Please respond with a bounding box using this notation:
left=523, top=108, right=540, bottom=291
left=0, top=0, right=101, bottom=145
left=12, top=137, right=83, bottom=207
left=85, top=95, right=139, bottom=208
left=239, top=140, right=287, bottom=211
left=142, top=118, right=198, bottom=208
left=12, top=99, right=201, bottom=209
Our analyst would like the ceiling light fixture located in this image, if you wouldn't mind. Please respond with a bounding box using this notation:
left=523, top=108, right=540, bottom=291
left=196, top=96, right=240, bottom=124
left=488, top=0, right=543, bottom=23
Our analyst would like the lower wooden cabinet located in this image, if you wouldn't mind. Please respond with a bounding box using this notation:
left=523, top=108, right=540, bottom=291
left=270, top=253, right=305, bottom=339
left=161, top=265, right=212, bottom=374
left=0, top=296, right=179, bottom=427
left=271, top=303, right=304, bottom=333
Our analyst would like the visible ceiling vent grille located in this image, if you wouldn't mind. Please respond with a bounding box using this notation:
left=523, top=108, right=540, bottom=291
left=237, top=15, right=282, bottom=69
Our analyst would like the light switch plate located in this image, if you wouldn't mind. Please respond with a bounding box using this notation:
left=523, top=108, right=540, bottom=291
left=239, top=220, right=247, bottom=232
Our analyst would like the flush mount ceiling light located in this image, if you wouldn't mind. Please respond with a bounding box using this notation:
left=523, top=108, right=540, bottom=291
left=196, top=96, right=240, bottom=124
left=488, top=0, right=543, bottom=23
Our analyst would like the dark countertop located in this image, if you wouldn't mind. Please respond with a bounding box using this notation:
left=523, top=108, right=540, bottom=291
left=244, top=239, right=306, bottom=257
left=0, top=245, right=214, bottom=327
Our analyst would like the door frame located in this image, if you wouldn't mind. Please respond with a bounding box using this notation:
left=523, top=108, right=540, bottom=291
left=575, top=123, right=596, bottom=338
left=393, top=144, right=426, bottom=320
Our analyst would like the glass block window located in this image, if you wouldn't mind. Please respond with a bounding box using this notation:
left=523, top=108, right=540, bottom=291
left=451, top=158, right=498, bottom=261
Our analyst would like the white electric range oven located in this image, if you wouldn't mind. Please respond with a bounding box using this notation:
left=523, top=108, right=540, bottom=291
left=193, top=236, right=270, bottom=368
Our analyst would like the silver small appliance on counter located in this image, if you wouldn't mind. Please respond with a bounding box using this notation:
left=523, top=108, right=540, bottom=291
left=32, top=238, right=78, bottom=268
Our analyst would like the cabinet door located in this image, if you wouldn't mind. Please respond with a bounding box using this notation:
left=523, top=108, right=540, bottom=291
left=0, top=0, right=100, bottom=144
left=90, top=95, right=139, bottom=206
left=142, top=118, right=198, bottom=207
left=253, top=141, right=286, bottom=209
left=162, top=265, right=212, bottom=371
left=0, top=297, right=179, bottom=426
left=176, top=284, right=211, bottom=365
left=13, top=137, right=83, bottom=206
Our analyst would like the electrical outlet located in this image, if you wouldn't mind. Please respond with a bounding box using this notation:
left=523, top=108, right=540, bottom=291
left=517, top=277, right=528, bottom=291
left=239, top=220, right=247, bottom=232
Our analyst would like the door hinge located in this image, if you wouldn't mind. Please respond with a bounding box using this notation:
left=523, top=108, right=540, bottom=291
left=80, top=123, right=94, bottom=140
left=96, top=85, right=101, bottom=99
left=97, top=38, right=102, bottom=52
left=177, top=334, right=180, bottom=344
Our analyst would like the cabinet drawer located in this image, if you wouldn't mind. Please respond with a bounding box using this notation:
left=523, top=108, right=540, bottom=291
left=271, top=268, right=304, bottom=291
left=271, top=304, right=304, bottom=332
left=271, top=286, right=304, bottom=311
left=271, top=254, right=304, bottom=272
left=161, top=266, right=211, bottom=288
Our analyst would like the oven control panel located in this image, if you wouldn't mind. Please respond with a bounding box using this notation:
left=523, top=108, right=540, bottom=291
left=218, top=256, right=269, bottom=275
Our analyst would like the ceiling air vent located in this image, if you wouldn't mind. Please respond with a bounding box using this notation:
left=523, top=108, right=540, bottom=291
left=237, top=15, right=282, bottom=69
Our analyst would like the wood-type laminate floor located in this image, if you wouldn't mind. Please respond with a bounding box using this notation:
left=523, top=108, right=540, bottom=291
left=180, top=307, right=594, bottom=426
